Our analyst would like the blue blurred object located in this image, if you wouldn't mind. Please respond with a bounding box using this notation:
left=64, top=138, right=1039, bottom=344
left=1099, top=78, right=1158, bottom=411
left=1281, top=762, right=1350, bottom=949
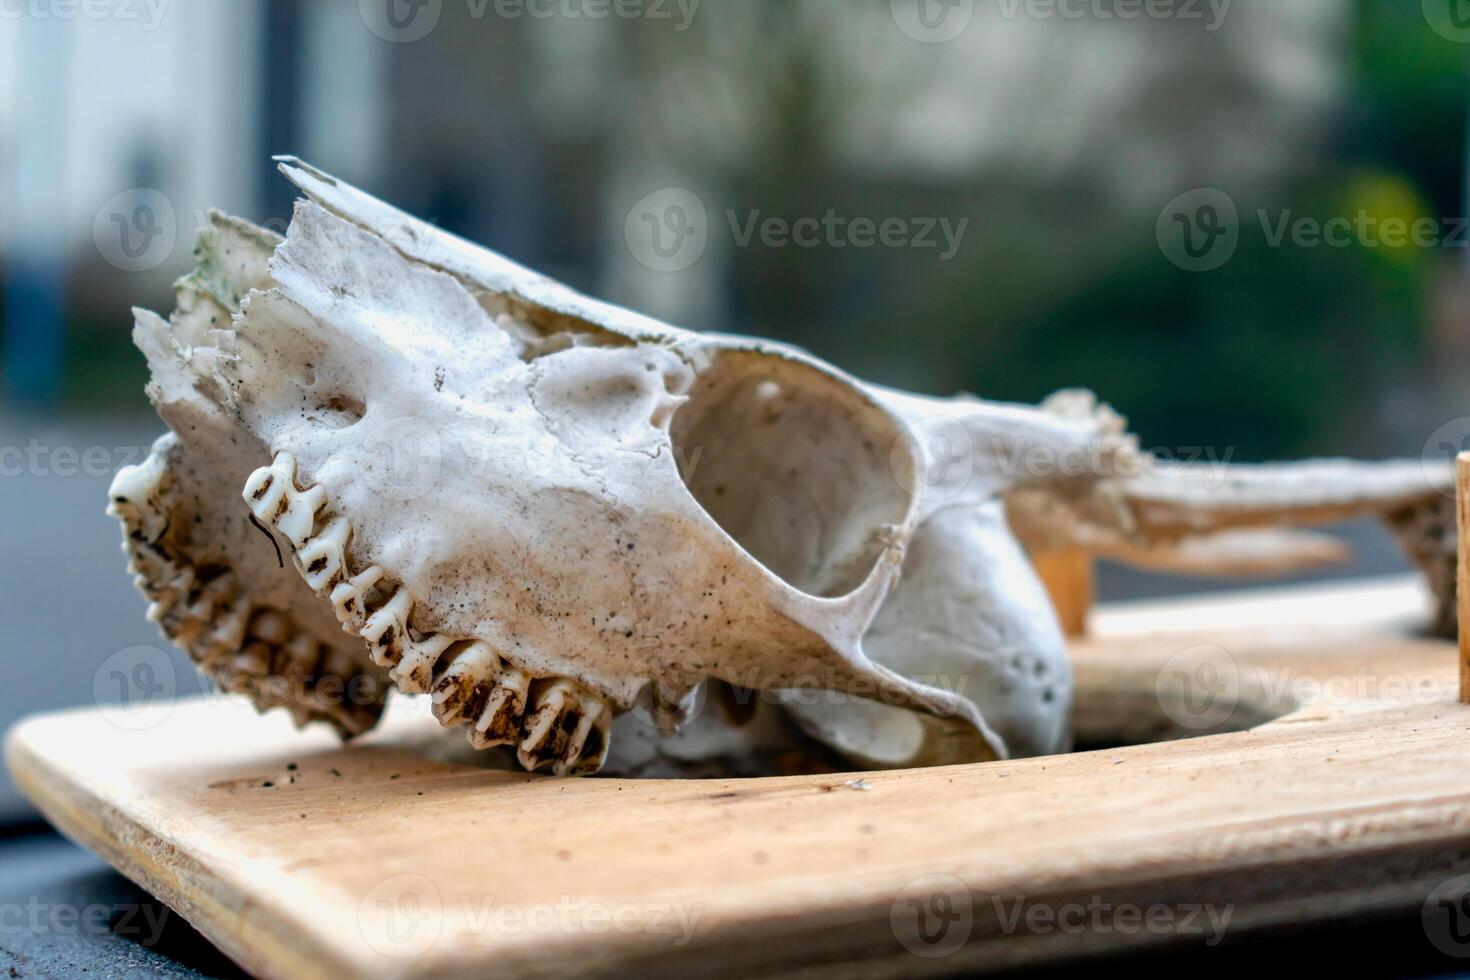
left=2, top=11, right=70, bottom=409
left=2, top=258, right=66, bottom=405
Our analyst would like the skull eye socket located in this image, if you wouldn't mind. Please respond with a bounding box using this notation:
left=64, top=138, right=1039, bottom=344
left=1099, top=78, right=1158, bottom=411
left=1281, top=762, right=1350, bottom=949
left=670, top=349, right=915, bottom=599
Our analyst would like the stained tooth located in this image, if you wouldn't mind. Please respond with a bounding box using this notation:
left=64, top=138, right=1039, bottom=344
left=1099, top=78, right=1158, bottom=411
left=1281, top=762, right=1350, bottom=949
left=297, top=516, right=350, bottom=589
left=229, top=642, right=274, bottom=685
left=114, top=441, right=389, bottom=742
left=108, top=453, right=170, bottom=538
left=517, top=680, right=584, bottom=772
left=197, top=596, right=251, bottom=667
left=242, top=450, right=625, bottom=772
left=332, top=701, right=383, bottom=737
left=186, top=573, right=236, bottom=621
left=250, top=609, right=290, bottom=645
left=280, top=633, right=320, bottom=678
left=393, top=633, right=454, bottom=694
left=170, top=613, right=207, bottom=647
left=469, top=666, right=531, bottom=749
left=216, top=598, right=251, bottom=647
left=430, top=641, right=499, bottom=725
left=277, top=483, right=328, bottom=548
left=361, top=588, right=413, bottom=666
left=147, top=592, right=179, bottom=623
left=559, top=705, right=611, bottom=776
left=331, top=566, right=384, bottom=625
left=243, top=455, right=293, bottom=519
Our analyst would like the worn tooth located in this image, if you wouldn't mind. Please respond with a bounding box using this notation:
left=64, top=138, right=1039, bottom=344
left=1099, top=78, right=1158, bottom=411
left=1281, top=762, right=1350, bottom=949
left=330, top=566, right=384, bottom=626
left=227, top=642, right=274, bottom=686
left=278, top=633, right=320, bottom=679
left=297, top=516, right=350, bottom=590
left=147, top=590, right=181, bottom=623
left=331, top=701, right=383, bottom=737
left=108, top=452, right=170, bottom=538
left=361, top=588, right=413, bottom=666
left=114, top=439, right=390, bottom=742
left=393, top=633, right=454, bottom=694
left=318, top=646, right=386, bottom=731
left=250, top=609, right=291, bottom=645
left=277, top=483, right=328, bottom=548
left=251, top=666, right=293, bottom=708
left=243, top=454, right=294, bottom=520
left=216, top=598, right=251, bottom=649
left=430, top=641, right=499, bottom=725
left=197, top=596, right=251, bottom=667
left=559, top=705, right=611, bottom=776
left=186, top=572, right=236, bottom=622
left=469, top=666, right=531, bottom=749
left=517, top=680, right=585, bottom=772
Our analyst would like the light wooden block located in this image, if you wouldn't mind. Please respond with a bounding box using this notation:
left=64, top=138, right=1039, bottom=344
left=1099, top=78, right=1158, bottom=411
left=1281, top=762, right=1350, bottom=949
left=8, top=576, right=1470, bottom=979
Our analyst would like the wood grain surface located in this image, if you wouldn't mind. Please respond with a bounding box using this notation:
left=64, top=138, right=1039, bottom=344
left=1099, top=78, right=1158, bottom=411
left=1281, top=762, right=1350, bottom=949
left=9, top=576, right=1470, bottom=979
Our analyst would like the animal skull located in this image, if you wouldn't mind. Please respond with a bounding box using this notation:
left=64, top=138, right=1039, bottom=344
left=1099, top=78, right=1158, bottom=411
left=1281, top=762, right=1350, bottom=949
left=109, top=158, right=1455, bottom=777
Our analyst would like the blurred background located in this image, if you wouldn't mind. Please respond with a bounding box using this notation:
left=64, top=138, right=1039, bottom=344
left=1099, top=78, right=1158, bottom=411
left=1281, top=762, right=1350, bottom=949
left=0, top=0, right=1466, bottom=825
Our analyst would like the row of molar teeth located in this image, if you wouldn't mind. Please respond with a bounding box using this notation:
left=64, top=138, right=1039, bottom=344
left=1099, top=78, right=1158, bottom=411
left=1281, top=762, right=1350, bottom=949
left=243, top=450, right=614, bottom=775
left=109, top=450, right=386, bottom=736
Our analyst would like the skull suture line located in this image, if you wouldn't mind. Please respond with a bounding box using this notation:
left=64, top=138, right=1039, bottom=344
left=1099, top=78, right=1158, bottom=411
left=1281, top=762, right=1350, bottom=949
left=110, top=159, right=1455, bottom=776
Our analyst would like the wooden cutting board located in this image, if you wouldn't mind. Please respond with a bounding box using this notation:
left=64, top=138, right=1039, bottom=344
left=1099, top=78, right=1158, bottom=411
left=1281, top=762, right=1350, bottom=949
left=9, top=577, right=1470, bottom=979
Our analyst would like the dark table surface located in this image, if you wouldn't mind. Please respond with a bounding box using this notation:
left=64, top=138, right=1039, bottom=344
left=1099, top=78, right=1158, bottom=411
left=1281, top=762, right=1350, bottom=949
left=0, top=828, right=1466, bottom=980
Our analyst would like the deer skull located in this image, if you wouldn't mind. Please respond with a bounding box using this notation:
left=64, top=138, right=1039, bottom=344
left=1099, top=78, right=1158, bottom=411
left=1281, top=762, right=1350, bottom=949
left=109, top=158, right=1452, bottom=777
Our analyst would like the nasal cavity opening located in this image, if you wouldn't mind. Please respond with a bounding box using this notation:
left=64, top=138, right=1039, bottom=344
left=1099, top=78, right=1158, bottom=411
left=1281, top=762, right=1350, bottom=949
left=669, top=349, right=916, bottom=598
